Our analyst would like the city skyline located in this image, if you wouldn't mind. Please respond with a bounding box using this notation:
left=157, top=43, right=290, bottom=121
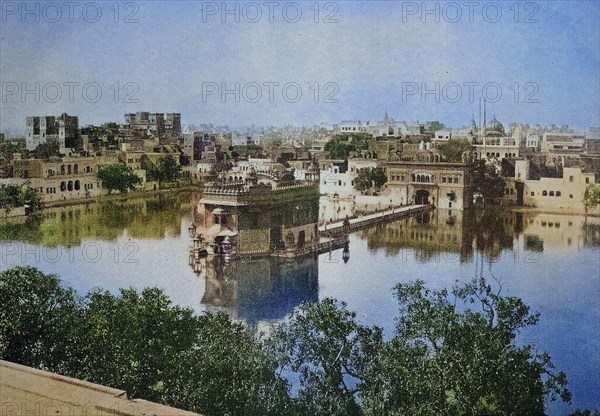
left=1, top=1, right=599, bottom=135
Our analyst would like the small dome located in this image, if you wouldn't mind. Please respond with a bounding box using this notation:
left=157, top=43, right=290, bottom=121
left=486, top=115, right=504, bottom=133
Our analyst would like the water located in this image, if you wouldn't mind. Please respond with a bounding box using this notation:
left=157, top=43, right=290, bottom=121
left=1, top=191, right=598, bottom=415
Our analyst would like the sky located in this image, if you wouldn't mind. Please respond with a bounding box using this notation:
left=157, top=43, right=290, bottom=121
left=1, top=0, right=599, bottom=136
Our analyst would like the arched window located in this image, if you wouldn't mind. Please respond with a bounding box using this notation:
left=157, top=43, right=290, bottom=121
left=542, top=190, right=547, bottom=196
left=60, top=181, right=66, bottom=192
left=60, top=165, right=65, bottom=175
left=74, top=164, right=78, bottom=174
left=67, top=181, right=73, bottom=191
left=74, top=180, right=80, bottom=190
left=67, top=165, right=72, bottom=175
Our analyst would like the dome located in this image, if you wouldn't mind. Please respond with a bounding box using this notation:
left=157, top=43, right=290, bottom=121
left=486, top=115, right=504, bottom=133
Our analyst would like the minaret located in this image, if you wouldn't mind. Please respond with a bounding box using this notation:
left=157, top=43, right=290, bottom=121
left=483, top=99, right=487, bottom=130
left=478, top=98, right=482, bottom=135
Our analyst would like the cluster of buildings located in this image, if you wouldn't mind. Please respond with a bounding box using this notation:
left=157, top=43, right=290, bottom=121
left=3, top=112, right=191, bottom=205
left=315, top=112, right=600, bottom=215
left=2, top=109, right=599, bottom=214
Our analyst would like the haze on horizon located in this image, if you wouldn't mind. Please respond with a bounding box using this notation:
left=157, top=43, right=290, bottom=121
left=1, top=0, right=599, bottom=136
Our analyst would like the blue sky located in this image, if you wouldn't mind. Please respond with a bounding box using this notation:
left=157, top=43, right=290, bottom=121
left=1, top=0, right=599, bottom=135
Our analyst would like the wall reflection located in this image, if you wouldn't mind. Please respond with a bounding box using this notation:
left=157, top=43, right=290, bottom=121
left=358, top=208, right=600, bottom=262
left=195, top=254, right=319, bottom=325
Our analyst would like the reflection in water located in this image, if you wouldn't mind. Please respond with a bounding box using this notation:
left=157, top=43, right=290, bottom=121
left=359, top=208, right=600, bottom=263
left=360, top=208, right=474, bottom=263
left=0, top=192, right=197, bottom=247
left=197, top=254, right=319, bottom=325
left=584, top=223, right=600, bottom=247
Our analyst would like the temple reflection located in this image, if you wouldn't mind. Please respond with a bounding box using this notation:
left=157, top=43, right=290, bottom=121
left=192, top=253, right=319, bottom=325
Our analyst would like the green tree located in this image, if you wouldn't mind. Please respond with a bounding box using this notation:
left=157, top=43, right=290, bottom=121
left=31, top=141, right=60, bottom=159
left=0, top=141, right=24, bottom=177
left=0, top=184, right=20, bottom=211
left=354, top=167, right=387, bottom=194
left=268, top=299, right=383, bottom=416
left=325, top=134, right=372, bottom=159
left=364, top=278, right=571, bottom=416
left=473, top=160, right=505, bottom=204
left=155, top=154, right=181, bottom=182
left=19, top=184, right=42, bottom=212
left=0, top=267, right=291, bottom=416
left=1, top=267, right=573, bottom=416
left=437, top=139, right=473, bottom=162
left=0, top=267, right=80, bottom=371
left=426, top=121, right=446, bottom=133
left=0, top=184, right=42, bottom=213
left=97, top=164, right=141, bottom=194
left=583, top=183, right=600, bottom=213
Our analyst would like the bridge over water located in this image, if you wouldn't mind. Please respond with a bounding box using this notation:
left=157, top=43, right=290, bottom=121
left=319, top=204, right=435, bottom=237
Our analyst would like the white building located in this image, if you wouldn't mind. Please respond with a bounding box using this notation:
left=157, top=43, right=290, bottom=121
left=525, top=132, right=540, bottom=149
left=433, top=130, right=452, bottom=142
left=339, top=120, right=370, bottom=133
left=320, top=159, right=378, bottom=197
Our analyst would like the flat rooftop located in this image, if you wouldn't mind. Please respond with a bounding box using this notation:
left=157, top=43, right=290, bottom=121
left=0, top=360, right=201, bottom=416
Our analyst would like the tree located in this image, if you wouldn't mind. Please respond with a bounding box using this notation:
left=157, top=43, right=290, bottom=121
left=19, top=184, right=42, bottom=212
left=31, top=141, right=60, bottom=159
left=268, top=299, right=383, bottom=416
left=325, top=134, right=372, bottom=159
left=0, top=140, right=24, bottom=178
left=353, top=167, right=387, bottom=194
left=583, top=183, right=600, bottom=213
left=0, top=184, right=42, bottom=213
left=364, top=278, right=571, bottom=416
left=426, top=121, right=446, bottom=133
left=97, top=164, right=141, bottom=194
left=1, top=267, right=573, bottom=416
left=437, top=139, right=473, bottom=162
left=0, top=267, right=291, bottom=416
left=0, top=267, right=80, bottom=371
left=154, top=154, right=181, bottom=182
left=473, top=160, right=505, bottom=203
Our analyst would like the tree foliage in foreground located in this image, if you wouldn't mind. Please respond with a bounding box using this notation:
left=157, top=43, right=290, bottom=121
left=0, top=267, right=573, bottom=416
left=0, top=267, right=289, bottom=416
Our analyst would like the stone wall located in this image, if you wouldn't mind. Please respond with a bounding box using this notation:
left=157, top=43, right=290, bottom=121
left=237, top=228, right=270, bottom=254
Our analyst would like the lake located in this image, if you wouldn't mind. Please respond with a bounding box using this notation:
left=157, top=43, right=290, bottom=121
left=1, top=191, right=598, bottom=415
